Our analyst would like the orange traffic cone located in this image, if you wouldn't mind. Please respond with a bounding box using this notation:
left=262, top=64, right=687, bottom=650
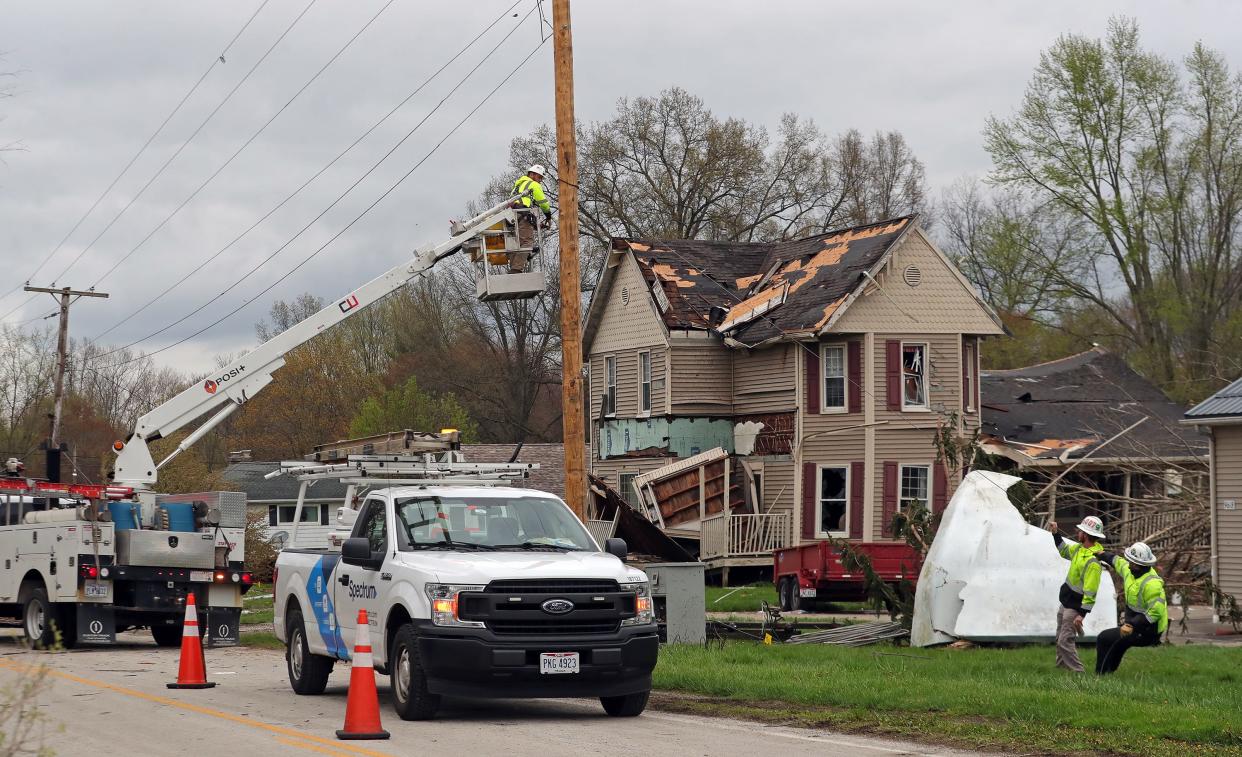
left=336, top=609, right=390, bottom=740
left=166, top=593, right=216, bottom=689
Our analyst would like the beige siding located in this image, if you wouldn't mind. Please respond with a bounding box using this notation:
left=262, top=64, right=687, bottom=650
left=589, top=348, right=668, bottom=421
left=733, top=344, right=796, bottom=413
left=1214, top=426, right=1242, bottom=598
left=755, top=458, right=796, bottom=514
left=589, top=255, right=668, bottom=354
left=870, top=428, right=939, bottom=541
left=831, top=230, right=1003, bottom=335
left=801, top=428, right=866, bottom=540
left=871, top=333, right=963, bottom=427
left=592, top=458, right=672, bottom=497
left=670, top=342, right=733, bottom=415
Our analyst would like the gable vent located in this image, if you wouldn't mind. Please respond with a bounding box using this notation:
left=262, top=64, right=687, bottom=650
left=903, top=265, right=922, bottom=287
left=621, top=286, right=630, bottom=306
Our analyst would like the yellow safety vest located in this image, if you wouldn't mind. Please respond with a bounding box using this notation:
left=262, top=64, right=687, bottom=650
left=1110, top=557, right=1169, bottom=634
left=1058, top=539, right=1103, bottom=611
left=512, top=175, right=551, bottom=213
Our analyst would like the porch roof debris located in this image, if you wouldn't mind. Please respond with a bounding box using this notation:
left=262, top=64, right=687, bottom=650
left=612, top=216, right=917, bottom=345
left=980, top=348, right=1207, bottom=465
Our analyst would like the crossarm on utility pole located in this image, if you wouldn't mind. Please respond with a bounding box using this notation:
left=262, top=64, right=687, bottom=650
left=111, top=196, right=528, bottom=491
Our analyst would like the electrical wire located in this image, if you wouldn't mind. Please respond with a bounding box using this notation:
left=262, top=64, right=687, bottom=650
left=97, top=7, right=540, bottom=361
left=42, top=0, right=322, bottom=289
left=0, top=0, right=273, bottom=309
left=87, top=0, right=400, bottom=292
left=88, top=0, right=524, bottom=343
left=114, top=36, right=548, bottom=367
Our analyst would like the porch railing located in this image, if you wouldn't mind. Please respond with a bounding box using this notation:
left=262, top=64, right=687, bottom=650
left=700, top=511, right=794, bottom=559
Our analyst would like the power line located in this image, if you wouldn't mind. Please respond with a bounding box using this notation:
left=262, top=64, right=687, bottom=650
left=115, top=36, right=549, bottom=367
left=88, top=0, right=524, bottom=343
left=41, top=0, right=321, bottom=289
left=0, top=0, right=273, bottom=310
left=87, top=0, right=400, bottom=291
left=98, top=7, right=540, bottom=361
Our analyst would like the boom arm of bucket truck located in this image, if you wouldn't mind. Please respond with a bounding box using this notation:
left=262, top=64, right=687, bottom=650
left=111, top=196, right=535, bottom=491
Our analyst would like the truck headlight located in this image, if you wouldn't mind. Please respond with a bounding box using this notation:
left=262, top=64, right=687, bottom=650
left=621, top=581, right=654, bottom=626
left=425, top=584, right=485, bottom=628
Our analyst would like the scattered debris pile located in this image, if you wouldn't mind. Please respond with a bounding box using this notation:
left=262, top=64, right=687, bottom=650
left=784, top=621, right=909, bottom=646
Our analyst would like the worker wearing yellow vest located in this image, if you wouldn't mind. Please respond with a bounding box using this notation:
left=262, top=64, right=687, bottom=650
left=509, top=165, right=553, bottom=272
left=1048, top=516, right=1106, bottom=672
left=1094, top=541, right=1167, bottom=674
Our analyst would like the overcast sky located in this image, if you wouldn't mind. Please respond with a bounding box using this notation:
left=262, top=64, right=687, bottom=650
left=2, top=1, right=1240, bottom=376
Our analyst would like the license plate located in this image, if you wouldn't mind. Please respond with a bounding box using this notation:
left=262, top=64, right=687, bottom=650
left=84, top=582, right=108, bottom=598
left=539, top=652, right=579, bottom=675
left=799, top=587, right=817, bottom=598
left=190, top=570, right=213, bottom=583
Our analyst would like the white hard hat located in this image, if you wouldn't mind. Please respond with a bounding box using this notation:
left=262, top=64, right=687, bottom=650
left=528, top=164, right=546, bottom=176
left=1075, top=515, right=1106, bottom=539
left=1124, top=541, right=1157, bottom=566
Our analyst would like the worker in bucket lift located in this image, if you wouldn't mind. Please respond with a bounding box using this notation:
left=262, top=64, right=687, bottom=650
left=509, top=164, right=553, bottom=272
left=1047, top=516, right=1106, bottom=672
left=1093, top=541, right=1167, bottom=674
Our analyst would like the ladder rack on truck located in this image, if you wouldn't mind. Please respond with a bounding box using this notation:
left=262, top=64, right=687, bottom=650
left=266, top=451, right=540, bottom=549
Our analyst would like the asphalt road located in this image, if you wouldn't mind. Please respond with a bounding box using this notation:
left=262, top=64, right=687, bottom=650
left=0, top=636, right=982, bottom=757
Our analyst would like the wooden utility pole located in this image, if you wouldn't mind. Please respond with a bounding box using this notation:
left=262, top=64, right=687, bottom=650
left=25, top=285, right=109, bottom=481
left=551, top=0, right=587, bottom=521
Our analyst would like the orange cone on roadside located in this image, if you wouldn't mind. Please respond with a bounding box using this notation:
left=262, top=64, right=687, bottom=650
left=167, top=592, right=216, bottom=689
left=336, top=609, right=390, bottom=740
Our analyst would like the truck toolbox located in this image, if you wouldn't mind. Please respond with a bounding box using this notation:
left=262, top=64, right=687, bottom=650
left=116, top=529, right=216, bottom=569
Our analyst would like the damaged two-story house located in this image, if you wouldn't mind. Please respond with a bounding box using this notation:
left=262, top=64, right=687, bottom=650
left=582, top=215, right=1006, bottom=576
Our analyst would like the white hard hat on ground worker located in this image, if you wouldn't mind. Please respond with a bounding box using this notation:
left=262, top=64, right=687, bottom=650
left=1075, top=516, right=1106, bottom=539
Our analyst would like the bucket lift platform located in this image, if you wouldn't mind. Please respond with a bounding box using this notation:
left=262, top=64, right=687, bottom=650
left=454, top=206, right=548, bottom=302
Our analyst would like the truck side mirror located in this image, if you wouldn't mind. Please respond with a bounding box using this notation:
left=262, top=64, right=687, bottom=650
left=604, top=537, right=627, bottom=561
left=341, top=537, right=373, bottom=566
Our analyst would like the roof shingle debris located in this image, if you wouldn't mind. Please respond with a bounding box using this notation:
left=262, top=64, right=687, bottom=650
left=981, top=348, right=1207, bottom=464
left=613, top=215, right=916, bottom=345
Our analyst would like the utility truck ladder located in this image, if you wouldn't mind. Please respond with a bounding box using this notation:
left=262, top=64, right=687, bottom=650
left=265, top=451, right=541, bottom=548
left=112, top=195, right=545, bottom=492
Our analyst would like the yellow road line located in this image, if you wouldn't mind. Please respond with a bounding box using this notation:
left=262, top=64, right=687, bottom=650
left=0, top=658, right=394, bottom=757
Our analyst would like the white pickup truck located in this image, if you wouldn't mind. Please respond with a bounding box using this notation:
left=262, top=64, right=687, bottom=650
left=273, top=484, right=658, bottom=720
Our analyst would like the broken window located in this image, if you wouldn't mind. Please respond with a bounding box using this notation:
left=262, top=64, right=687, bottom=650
left=619, top=473, right=640, bottom=506
left=822, top=344, right=846, bottom=410
left=819, top=466, right=848, bottom=535
left=639, top=351, right=652, bottom=414
left=899, top=465, right=929, bottom=512
left=902, top=343, right=927, bottom=409
left=605, top=355, right=617, bottom=416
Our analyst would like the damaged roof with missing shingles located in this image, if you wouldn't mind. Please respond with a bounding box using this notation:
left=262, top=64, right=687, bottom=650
left=981, top=348, right=1207, bottom=463
left=614, top=216, right=915, bottom=344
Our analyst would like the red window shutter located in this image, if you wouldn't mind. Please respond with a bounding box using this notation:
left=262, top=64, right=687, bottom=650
left=961, top=337, right=969, bottom=412
left=933, top=463, right=948, bottom=514
left=805, top=344, right=820, bottom=415
left=848, top=461, right=864, bottom=540
left=885, top=340, right=901, bottom=411
left=882, top=461, right=898, bottom=538
left=801, top=462, right=817, bottom=539
left=847, top=340, right=862, bottom=414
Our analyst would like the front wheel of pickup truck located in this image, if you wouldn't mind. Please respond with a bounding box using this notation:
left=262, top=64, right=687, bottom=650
left=601, top=691, right=650, bottom=717
left=286, top=607, right=333, bottom=695
left=390, top=624, right=439, bottom=720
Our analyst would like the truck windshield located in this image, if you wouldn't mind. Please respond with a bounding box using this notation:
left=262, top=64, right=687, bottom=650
left=394, top=495, right=596, bottom=552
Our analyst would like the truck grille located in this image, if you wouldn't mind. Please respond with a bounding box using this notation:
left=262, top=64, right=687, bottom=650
left=484, top=578, right=620, bottom=594
left=460, top=578, right=633, bottom=636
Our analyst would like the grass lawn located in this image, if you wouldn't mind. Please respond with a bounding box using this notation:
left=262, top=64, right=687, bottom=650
left=242, top=584, right=274, bottom=626
left=705, top=584, right=865, bottom=614
left=239, top=631, right=283, bottom=650
left=654, top=642, right=1242, bottom=756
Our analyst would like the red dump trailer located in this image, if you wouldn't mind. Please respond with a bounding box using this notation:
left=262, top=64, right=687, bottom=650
left=774, top=542, right=921, bottom=611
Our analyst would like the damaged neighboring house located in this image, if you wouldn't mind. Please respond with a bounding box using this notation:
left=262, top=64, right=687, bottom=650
left=582, top=215, right=1005, bottom=577
left=981, top=348, right=1209, bottom=549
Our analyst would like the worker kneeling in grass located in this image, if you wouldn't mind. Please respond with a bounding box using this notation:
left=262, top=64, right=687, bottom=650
left=1048, top=516, right=1106, bottom=672
left=1094, top=541, right=1167, bottom=674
